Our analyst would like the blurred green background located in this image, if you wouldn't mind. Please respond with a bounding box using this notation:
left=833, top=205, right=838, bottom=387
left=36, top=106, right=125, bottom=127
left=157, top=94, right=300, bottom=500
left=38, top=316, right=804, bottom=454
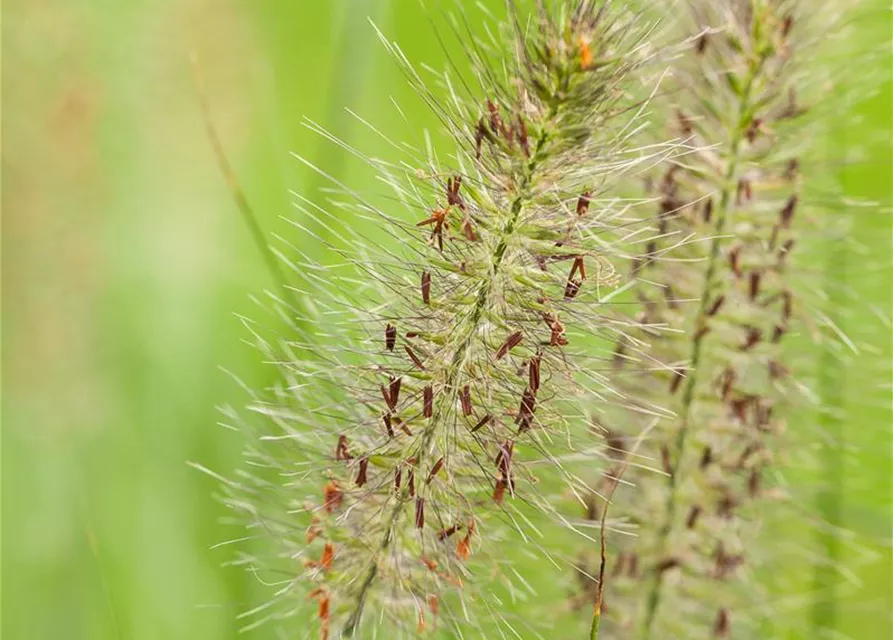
left=3, top=1, right=890, bottom=639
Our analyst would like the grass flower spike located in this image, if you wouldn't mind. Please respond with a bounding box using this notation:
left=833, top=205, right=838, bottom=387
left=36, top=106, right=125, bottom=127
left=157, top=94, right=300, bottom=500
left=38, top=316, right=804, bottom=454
left=207, top=2, right=677, bottom=638
left=573, top=2, right=882, bottom=638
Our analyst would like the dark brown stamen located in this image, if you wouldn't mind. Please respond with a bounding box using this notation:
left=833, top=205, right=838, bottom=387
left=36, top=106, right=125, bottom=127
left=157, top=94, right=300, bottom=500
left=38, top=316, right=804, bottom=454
left=496, top=331, right=524, bottom=360
left=427, top=457, right=445, bottom=484
left=415, top=497, right=425, bottom=529
left=356, top=457, right=368, bottom=487
left=471, top=414, right=492, bottom=433
left=423, top=385, right=433, bottom=418
left=421, top=271, right=431, bottom=305
left=459, top=385, right=473, bottom=416
left=528, top=355, right=541, bottom=392
left=404, top=345, right=426, bottom=370
left=576, top=191, right=592, bottom=216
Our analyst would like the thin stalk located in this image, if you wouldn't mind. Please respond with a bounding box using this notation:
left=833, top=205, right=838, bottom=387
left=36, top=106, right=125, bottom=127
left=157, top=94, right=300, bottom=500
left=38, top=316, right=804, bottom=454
left=190, top=53, right=292, bottom=302
left=637, top=59, right=763, bottom=640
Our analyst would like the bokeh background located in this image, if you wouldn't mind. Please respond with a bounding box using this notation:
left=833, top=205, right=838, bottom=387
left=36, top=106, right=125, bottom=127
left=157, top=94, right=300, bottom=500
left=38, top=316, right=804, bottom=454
left=3, top=1, right=891, bottom=639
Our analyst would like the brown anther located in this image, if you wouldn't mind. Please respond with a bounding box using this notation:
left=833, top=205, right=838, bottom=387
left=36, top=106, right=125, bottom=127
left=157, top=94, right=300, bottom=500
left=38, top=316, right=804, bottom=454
left=493, top=477, right=508, bottom=504
left=745, top=117, right=763, bottom=143
left=664, top=283, right=679, bottom=309
left=320, top=542, right=334, bottom=571
left=394, top=466, right=402, bottom=491
left=741, top=327, right=762, bottom=351
left=516, top=388, right=537, bottom=432
left=736, top=178, right=752, bottom=204
left=768, top=359, right=789, bottom=379
left=677, top=109, right=694, bottom=136
left=570, top=255, right=587, bottom=281
left=613, top=339, right=627, bottom=368
left=703, top=197, right=714, bottom=223
left=383, top=413, right=395, bottom=438
left=717, top=492, right=737, bottom=519
left=423, top=385, right=433, bottom=418
left=427, top=594, right=439, bottom=617
left=707, top=295, right=726, bottom=316
left=470, top=414, right=492, bottom=432
left=719, top=367, right=737, bottom=400
left=380, top=384, right=396, bottom=412
left=779, top=239, right=795, bottom=263
left=699, top=446, right=713, bottom=470
left=748, top=468, right=761, bottom=497
left=389, top=376, right=402, bottom=408
left=772, top=324, right=787, bottom=343
left=686, top=505, right=702, bottom=529
left=415, top=497, right=425, bottom=529
left=730, top=397, right=750, bottom=423
left=323, top=481, right=343, bottom=513
left=627, top=553, right=639, bottom=577
left=437, top=524, right=461, bottom=541
left=421, top=271, right=431, bottom=305
left=427, top=457, right=445, bottom=484
left=457, top=525, right=473, bottom=560
left=528, top=355, right=541, bottom=392
left=749, top=271, right=761, bottom=300
left=385, top=323, right=397, bottom=352
left=713, top=544, right=744, bottom=580
left=475, top=118, right=487, bottom=160
left=459, top=385, right=474, bottom=416
left=780, top=195, right=798, bottom=228
left=446, top=176, right=465, bottom=210
left=335, top=435, right=353, bottom=461
left=781, top=290, right=793, bottom=321
left=356, top=457, right=369, bottom=487
left=306, top=516, right=321, bottom=543
left=407, top=468, right=416, bottom=497
left=660, top=444, right=674, bottom=477
left=669, top=368, right=685, bottom=394
left=564, top=278, right=582, bottom=300
left=548, top=316, right=568, bottom=346
left=696, top=32, right=709, bottom=54
left=782, top=15, right=794, bottom=38
left=516, top=116, right=530, bottom=156
left=738, top=443, right=760, bottom=468
left=404, top=345, right=426, bottom=370
left=656, top=557, right=680, bottom=574
left=496, top=330, right=524, bottom=359
left=576, top=191, right=592, bottom=216
left=713, top=608, right=730, bottom=637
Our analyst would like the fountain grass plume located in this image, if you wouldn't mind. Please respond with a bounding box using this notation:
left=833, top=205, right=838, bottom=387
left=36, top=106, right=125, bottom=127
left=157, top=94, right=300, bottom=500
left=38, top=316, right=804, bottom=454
left=199, top=1, right=685, bottom=638
left=573, top=1, right=889, bottom=638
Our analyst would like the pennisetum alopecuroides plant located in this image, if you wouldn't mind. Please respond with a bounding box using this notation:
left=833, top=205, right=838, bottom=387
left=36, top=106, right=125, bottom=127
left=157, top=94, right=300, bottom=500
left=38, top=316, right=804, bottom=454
left=572, top=1, right=884, bottom=639
left=201, top=2, right=683, bottom=638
